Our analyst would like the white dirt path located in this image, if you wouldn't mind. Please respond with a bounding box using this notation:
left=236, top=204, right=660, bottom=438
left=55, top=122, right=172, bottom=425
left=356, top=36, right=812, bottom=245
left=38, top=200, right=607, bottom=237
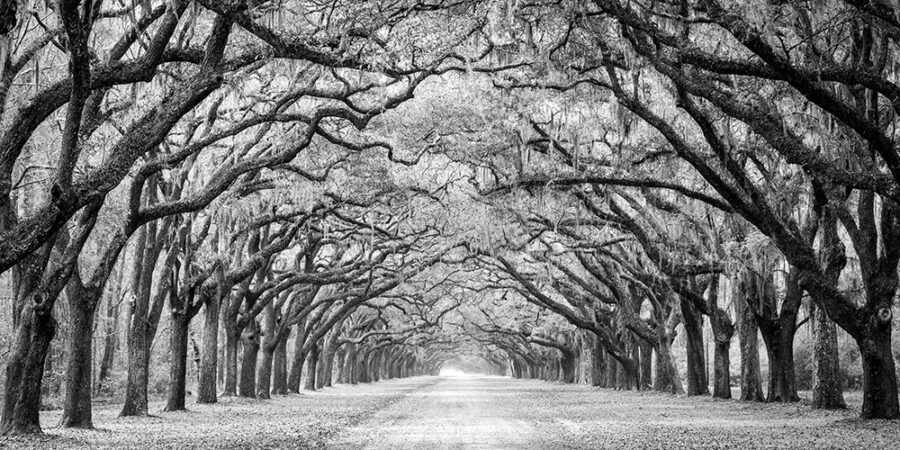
left=326, top=375, right=535, bottom=449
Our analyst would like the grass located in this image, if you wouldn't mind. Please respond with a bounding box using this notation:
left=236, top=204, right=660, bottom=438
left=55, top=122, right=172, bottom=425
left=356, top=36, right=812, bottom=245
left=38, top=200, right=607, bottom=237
left=0, top=378, right=438, bottom=449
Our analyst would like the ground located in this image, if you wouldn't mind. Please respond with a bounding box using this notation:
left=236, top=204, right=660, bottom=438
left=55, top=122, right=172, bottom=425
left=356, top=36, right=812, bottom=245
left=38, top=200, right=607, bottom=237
left=1, top=376, right=897, bottom=449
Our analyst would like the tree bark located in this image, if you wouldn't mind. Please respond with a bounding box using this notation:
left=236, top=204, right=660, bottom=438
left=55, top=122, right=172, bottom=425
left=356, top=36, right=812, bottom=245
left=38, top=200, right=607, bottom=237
left=238, top=323, right=259, bottom=398
left=271, top=335, right=289, bottom=394
left=96, top=283, right=121, bottom=394
left=287, top=322, right=308, bottom=392
left=59, top=283, right=99, bottom=428
left=590, top=338, right=604, bottom=386
left=256, top=345, right=274, bottom=399
left=734, top=278, right=765, bottom=402
left=638, top=340, right=653, bottom=390
left=304, top=343, right=320, bottom=391
left=1, top=299, right=57, bottom=435
left=680, top=297, right=708, bottom=395
left=811, top=304, right=845, bottom=409
left=120, top=316, right=150, bottom=416
left=164, top=306, right=191, bottom=411
left=653, top=334, right=683, bottom=394
left=605, top=352, right=618, bottom=388
left=858, top=305, right=899, bottom=419
left=222, top=323, right=239, bottom=396
left=196, top=287, right=220, bottom=404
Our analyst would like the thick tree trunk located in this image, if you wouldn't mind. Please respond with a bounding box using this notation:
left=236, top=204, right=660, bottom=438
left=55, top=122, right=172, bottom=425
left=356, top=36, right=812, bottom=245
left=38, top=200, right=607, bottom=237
left=319, top=347, right=336, bottom=388
left=590, top=339, right=604, bottom=386
left=238, top=325, right=259, bottom=398
left=811, top=305, right=845, bottom=409
left=760, top=325, right=799, bottom=402
left=96, top=291, right=120, bottom=394
left=713, top=338, right=731, bottom=400
left=120, top=318, right=150, bottom=416
left=304, top=343, right=320, bottom=391
left=638, top=340, right=653, bottom=390
left=711, top=309, right=734, bottom=400
left=197, top=293, right=220, bottom=404
left=271, top=336, right=288, bottom=395
left=735, top=286, right=765, bottom=402
left=287, top=323, right=307, bottom=393
left=617, top=342, right=635, bottom=389
left=121, top=222, right=160, bottom=417
left=221, top=324, right=240, bottom=396
left=60, top=285, right=98, bottom=428
left=1, top=302, right=57, bottom=435
left=256, top=346, right=274, bottom=399
left=317, top=347, right=330, bottom=387
left=680, top=298, right=708, bottom=395
left=164, top=309, right=191, bottom=411
left=605, top=353, right=618, bottom=388
left=369, top=349, right=381, bottom=382
left=333, top=348, right=346, bottom=385
left=560, top=351, right=576, bottom=383
left=654, top=334, right=684, bottom=394
left=344, top=346, right=358, bottom=384
left=318, top=326, right=343, bottom=388
left=857, top=307, right=899, bottom=419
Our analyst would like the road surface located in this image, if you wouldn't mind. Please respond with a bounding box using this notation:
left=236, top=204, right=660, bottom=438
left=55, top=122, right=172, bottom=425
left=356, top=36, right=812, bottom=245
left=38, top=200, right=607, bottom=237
left=327, top=376, right=536, bottom=449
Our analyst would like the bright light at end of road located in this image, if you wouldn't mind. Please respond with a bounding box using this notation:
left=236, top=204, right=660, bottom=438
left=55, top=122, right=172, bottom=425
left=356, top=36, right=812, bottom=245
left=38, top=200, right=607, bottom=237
left=439, top=368, right=478, bottom=377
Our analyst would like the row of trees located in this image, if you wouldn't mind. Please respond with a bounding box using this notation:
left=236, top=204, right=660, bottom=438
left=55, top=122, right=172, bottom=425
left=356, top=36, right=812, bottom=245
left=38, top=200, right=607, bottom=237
left=431, top=0, right=900, bottom=420
left=0, top=0, right=501, bottom=435
left=2, top=0, right=900, bottom=440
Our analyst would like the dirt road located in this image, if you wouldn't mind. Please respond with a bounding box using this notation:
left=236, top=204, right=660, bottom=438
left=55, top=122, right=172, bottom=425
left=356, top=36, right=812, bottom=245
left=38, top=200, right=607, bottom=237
left=326, top=376, right=536, bottom=449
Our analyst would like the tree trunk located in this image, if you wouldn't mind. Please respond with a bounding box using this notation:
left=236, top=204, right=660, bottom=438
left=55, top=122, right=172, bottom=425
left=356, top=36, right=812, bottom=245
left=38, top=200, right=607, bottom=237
left=319, top=346, right=336, bottom=388
left=735, top=284, right=765, bottom=402
left=638, top=340, right=653, bottom=390
left=711, top=309, right=734, bottom=400
left=121, top=222, right=160, bottom=417
left=811, top=304, right=845, bottom=409
left=317, top=347, right=330, bottom=388
left=238, top=325, right=259, bottom=398
left=59, top=284, right=99, bottom=428
left=96, top=290, right=120, bottom=394
left=760, top=325, right=799, bottom=402
left=271, top=335, right=288, bottom=394
left=164, top=308, right=191, bottom=411
left=221, top=323, right=239, bottom=396
left=590, top=339, right=604, bottom=386
left=605, top=352, right=618, bottom=388
left=344, top=346, right=358, bottom=384
left=256, top=345, right=274, bottom=399
left=120, top=315, right=150, bottom=416
left=680, top=297, right=708, bottom=395
left=287, top=323, right=307, bottom=393
left=304, top=343, right=320, bottom=391
left=560, top=351, right=576, bottom=383
left=713, top=338, right=731, bottom=400
left=1, top=301, right=57, bottom=435
left=196, top=292, right=220, bottom=404
left=857, top=306, right=899, bottom=419
left=654, top=333, right=684, bottom=394
left=333, top=348, right=346, bottom=385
